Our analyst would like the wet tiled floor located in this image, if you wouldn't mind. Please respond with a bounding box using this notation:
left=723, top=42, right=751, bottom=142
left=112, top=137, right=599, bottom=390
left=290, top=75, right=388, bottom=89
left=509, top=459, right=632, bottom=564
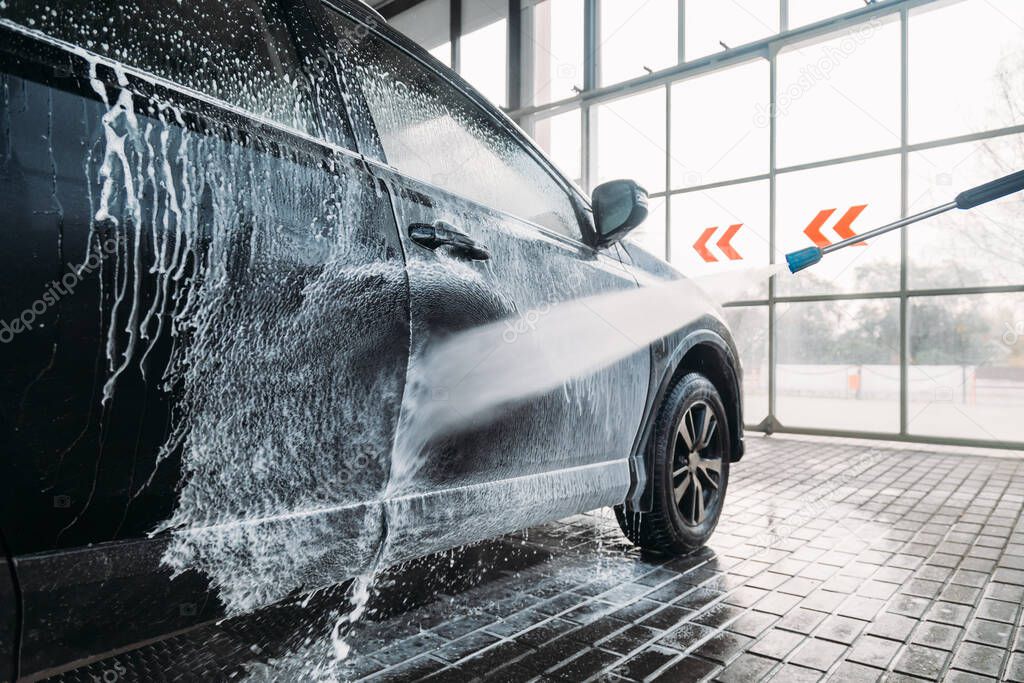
left=56, top=436, right=1024, bottom=682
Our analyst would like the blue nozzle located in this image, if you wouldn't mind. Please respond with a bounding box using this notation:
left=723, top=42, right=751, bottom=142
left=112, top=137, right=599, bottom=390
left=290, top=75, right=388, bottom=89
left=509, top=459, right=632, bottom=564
left=786, top=247, right=823, bottom=273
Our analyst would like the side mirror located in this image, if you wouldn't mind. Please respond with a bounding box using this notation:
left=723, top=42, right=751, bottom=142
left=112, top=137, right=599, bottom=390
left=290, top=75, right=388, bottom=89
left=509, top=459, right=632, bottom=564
left=591, top=180, right=649, bottom=248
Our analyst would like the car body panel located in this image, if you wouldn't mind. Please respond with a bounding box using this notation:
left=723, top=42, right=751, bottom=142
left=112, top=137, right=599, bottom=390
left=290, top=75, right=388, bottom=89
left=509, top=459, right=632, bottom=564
left=372, top=168, right=650, bottom=567
left=619, top=240, right=745, bottom=511
left=322, top=3, right=651, bottom=564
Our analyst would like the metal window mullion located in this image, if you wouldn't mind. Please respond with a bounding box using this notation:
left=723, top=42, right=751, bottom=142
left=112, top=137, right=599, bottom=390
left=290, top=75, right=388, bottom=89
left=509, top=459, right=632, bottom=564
left=780, top=0, right=789, bottom=33
left=723, top=300, right=771, bottom=308
left=775, top=291, right=902, bottom=304
left=508, top=0, right=522, bottom=111
left=899, top=6, right=910, bottom=436
left=678, top=0, right=686, bottom=65
left=906, top=123, right=1024, bottom=153
left=907, top=284, right=1024, bottom=298
left=776, top=145, right=904, bottom=174
left=450, top=0, right=461, bottom=73
left=768, top=42, right=779, bottom=431
left=585, top=0, right=598, bottom=91
left=583, top=0, right=597, bottom=191
left=763, top=427, right=1024, bottom=453
left=732, top=285, right=1024, bottom=305
left=665, top=83, right=672, bottom=261
left=656, top=172, right=773, bottom=197
left=582, top=101, right=591, bottom=191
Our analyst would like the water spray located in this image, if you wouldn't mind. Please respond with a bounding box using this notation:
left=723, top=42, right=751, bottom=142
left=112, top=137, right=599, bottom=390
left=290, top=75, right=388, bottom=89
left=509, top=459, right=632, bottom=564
left=785, top=169, right=1024, bottom=273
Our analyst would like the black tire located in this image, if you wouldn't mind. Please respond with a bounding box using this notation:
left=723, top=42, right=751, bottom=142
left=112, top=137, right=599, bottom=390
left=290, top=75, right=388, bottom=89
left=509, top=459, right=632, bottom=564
left=616, top=372, right=730, bottom=555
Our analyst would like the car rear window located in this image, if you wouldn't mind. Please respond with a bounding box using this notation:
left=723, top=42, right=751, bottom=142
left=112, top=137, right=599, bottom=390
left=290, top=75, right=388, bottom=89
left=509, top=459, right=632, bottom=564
left=1, top=0, right=353, bottom=148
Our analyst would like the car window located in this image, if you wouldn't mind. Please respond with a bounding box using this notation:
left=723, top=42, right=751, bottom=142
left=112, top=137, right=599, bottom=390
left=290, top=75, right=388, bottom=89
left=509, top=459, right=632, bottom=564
left=1, top=0, right=354, bottom=148
left=325, top=10, right=582, bottom=240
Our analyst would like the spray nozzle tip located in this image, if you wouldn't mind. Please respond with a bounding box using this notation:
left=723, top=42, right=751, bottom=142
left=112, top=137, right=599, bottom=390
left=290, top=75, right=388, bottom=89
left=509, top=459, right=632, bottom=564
left=786, top=247, right=823, bottom=273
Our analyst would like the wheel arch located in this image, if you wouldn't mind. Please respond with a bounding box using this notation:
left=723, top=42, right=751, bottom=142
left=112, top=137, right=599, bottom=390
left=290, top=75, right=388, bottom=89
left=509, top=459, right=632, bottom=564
left=626, top=321, right=745, bottom=513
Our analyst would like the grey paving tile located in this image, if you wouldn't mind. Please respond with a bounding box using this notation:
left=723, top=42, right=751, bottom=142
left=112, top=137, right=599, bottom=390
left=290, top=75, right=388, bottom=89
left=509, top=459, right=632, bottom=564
left=722, top=586, right=769, bottom=609
left=911, top=621, right=962, bottom=651
left=659, top=622, right=717, bottom=652
left=747, top=628, right=804, bottom=661
left=867, top=612, right=917, bottom=642
left=951, top=642, right=1006, bottom=678
left=815, top=615, right=866, bottom=646
left=894, top=644, right=949, bottom=679
left=975, top=598, right=1017, bottom=624
left=714, top=653, right=776, bottom=683
left=435, top=631, right=502, bottom=663
left=692, top=632, right=753, bottom=666
left=692, top=603, right=747, bottom=630
left=964, top=618, right=1013, bottom=648
left=726, top=610, right=777, bottom=639
left=754, top=592, right=803, bottom=617
left=592, top=624, right=655, bottom=655
left=653, top=655, right=719, bottom=683
left=612, top=645, right=678, bottom=682
left=770, top=663, right=821, bottom=682
left=788, top=638, right=847, bottom=671
left=641, top=605, right=695, bottom=632
left=826, top=660, right=883, bottom=682
left=837, top=596, right=886, bottom=622
left=546, top=647, right=620, bottom=681
left=846, top=635, right=900, bottom=669
left=926, top=601, right=973, bottom=626
left=776, top=607, right=828, bottom=635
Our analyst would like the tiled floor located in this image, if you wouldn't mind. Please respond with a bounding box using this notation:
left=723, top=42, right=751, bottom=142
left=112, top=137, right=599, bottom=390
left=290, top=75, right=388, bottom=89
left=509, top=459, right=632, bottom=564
left=56, top=436, right=1024, bottom=682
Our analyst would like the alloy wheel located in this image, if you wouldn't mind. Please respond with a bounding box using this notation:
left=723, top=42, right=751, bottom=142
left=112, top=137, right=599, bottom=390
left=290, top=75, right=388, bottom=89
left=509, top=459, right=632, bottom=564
left=672, top=400, right=724, bottom=526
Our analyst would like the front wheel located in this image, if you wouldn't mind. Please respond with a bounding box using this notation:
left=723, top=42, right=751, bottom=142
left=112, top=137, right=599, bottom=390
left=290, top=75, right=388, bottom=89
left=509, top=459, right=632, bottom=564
left=616, top=372, right=730, bottom=555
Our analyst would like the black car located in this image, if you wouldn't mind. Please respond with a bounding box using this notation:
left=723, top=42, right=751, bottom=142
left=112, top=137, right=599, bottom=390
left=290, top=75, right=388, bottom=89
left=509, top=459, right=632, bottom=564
left=0, top=0, right=743, bottom=678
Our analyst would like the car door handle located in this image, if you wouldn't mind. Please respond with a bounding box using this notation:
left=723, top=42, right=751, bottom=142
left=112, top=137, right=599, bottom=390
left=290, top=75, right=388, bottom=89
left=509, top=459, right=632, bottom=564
left=409, top=221, right=491, bottom=261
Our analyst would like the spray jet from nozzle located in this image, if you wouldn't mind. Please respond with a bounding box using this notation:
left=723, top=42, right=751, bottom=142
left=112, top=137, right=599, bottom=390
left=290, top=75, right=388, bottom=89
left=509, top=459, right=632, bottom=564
left=786, top=169, right=1024, bottom=273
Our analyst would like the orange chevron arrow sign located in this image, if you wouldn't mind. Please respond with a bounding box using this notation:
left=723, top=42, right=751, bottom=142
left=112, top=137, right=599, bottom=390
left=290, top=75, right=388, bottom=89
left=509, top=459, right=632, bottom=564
left=693, top=223, right=743, bottom=263
left=804, top=205, right=868, bottom=248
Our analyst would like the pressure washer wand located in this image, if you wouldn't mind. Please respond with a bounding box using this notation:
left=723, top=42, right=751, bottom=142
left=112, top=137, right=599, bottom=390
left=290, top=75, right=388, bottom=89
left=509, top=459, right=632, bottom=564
left=786, top=169, right=1024, bottom=273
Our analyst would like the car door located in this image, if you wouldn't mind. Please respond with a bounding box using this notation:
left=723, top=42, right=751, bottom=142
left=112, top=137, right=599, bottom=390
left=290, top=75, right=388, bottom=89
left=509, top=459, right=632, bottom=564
left=323, top=5, right=651, bottom=565
left=0, top=0, right=407, bottom=675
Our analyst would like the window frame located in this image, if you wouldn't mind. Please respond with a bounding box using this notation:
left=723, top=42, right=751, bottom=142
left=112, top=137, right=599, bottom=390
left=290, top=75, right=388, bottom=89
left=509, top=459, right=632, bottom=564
left=322, top=0, right=600, bottom=251
left=500, top=0, right=1024, bottom=451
